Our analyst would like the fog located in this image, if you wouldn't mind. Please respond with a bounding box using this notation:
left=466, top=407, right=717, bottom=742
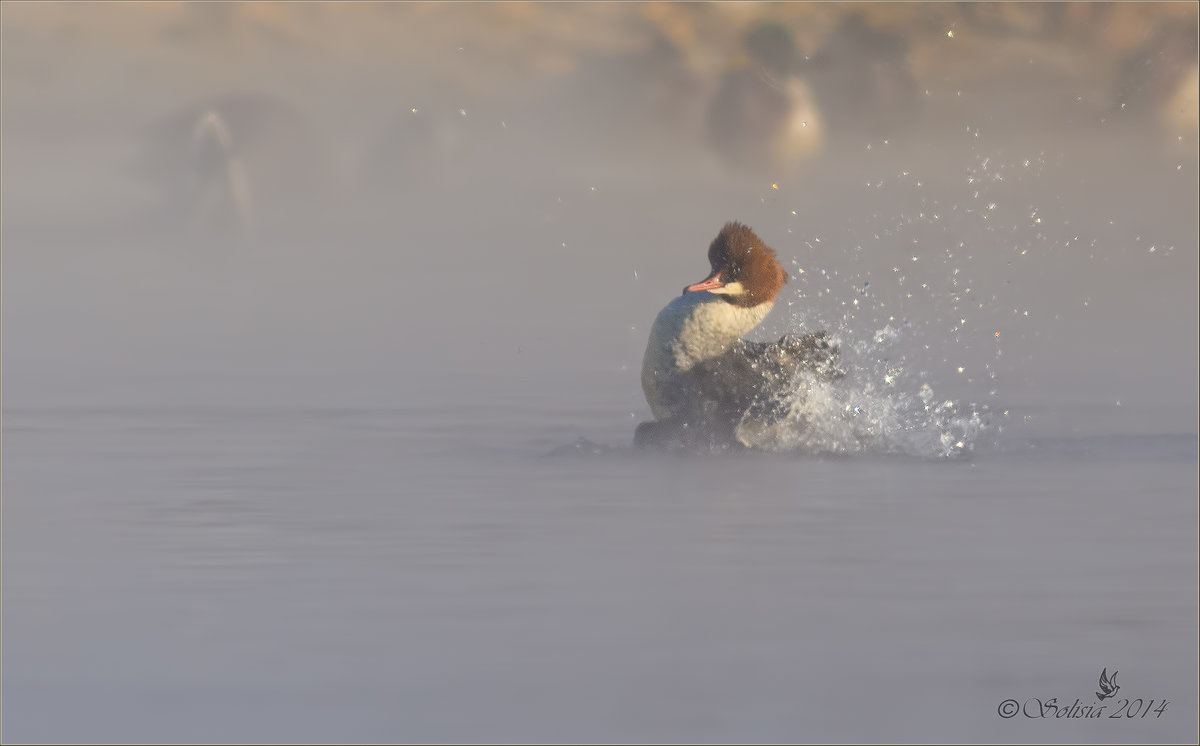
left=3, top=3, right=1197, bottom=743
left=4, top=3, right=1196, bottom=423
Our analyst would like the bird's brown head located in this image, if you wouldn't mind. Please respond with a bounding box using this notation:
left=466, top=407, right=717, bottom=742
left=683, top=221, right=792, bottom=307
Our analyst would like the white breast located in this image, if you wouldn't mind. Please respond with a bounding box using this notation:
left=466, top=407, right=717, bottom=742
left=641, top=293, right=773, bottom=420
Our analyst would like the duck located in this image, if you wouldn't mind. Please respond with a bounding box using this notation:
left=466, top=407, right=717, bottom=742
left=636, top=221, right=839, bottom=450
left=135, top=92, right=334, bottom=246
left=706, top=23, right=824, bottom=171
left=804, top=14, right=919, bottom=150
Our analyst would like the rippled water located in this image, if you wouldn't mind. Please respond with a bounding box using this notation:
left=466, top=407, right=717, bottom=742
left=3, top=404, right=1196, bottom=743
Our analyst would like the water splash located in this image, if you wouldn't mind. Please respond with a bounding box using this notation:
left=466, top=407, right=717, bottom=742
left=735, top=323, right=991, bottom=458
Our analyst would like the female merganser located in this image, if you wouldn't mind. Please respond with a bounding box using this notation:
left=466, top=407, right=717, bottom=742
left=637, top=221, right=838, bottom=449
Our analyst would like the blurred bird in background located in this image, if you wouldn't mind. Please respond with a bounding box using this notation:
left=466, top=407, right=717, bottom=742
left=706, top=22, right=824, bottom=174
left=804, top=14, right=920, bottom=149
left=1112, top=21, right=1199, bottom=143
left=135, top=92, right=335, bottom=247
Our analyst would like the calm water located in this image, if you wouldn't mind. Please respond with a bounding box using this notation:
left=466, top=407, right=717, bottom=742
left=2, top=404, right=1196, bottom=743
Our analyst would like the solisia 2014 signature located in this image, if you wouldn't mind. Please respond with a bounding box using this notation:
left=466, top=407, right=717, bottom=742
left=997, top=697, right=1170, bottom=719
left=996, top=669, right=1169, bottom=720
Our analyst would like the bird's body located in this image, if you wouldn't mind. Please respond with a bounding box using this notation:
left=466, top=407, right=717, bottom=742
left=641, top=290, right=774, bottom=420
left=636, top=222, right=839, bottom=449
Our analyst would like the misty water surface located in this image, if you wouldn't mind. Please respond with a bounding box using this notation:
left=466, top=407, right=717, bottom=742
left=3, top=3, right=1197, bottom=743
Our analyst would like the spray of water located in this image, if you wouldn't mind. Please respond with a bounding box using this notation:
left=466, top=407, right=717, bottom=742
left=735, top=322, right=991, bottom=458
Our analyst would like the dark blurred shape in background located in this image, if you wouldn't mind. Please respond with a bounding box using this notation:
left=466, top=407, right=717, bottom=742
left=1113, top=21, right=1199, bottom=133
left=6, top=1, right=1192, bottom=234
left=707, top=22, right=822, bottom=172
left=135, top=92, right=335, bottom=246
left=805, top=14, right=920, bottom=148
